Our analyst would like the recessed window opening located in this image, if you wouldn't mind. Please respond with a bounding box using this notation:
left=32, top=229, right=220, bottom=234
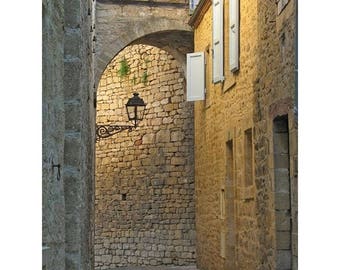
left=244, top=128, right=254, bottom=187
left=273, top=115, right=292, bottom=270
left=225, top=139, right=236, bottom=269
left=220, top=189, right=226, bottom=219
left=226, top=140, right=234, bottom=186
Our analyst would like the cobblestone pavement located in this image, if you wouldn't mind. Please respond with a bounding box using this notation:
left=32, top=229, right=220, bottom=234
left=108, top=266, right=198, bottom=270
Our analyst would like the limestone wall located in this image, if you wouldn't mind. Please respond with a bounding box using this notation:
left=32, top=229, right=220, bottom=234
left=95, top=44, right=195, bottom=269
left=190, top=1, right=297, bottom=270
left=254, top=1, right=298, bottom=269
left=193, top=1, right=259, bottom=269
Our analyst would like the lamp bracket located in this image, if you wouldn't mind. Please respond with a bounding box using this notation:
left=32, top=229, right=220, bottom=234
left=96, top=124, right=135, bottom=141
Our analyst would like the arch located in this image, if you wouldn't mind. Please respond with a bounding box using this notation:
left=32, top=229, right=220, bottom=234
left=95, top=44, right=196, bottom=267
left=95, top=16, right=193, bottom=86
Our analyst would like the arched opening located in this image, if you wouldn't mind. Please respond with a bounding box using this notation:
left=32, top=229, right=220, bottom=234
left=94, top=44, right=195, bottom=269
left=95, top=29, right=194, bottom=86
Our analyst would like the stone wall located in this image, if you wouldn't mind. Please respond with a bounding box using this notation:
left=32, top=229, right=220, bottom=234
left=254, top=1, right=298, bottom=269
left=192, top=1, right=259, bottom=270
left=63, top=0, right=96, bottom=269
left=95, top=44, right=195, bottom=269
left=95, top=0, right=193, bottom=85
left=190, top=1, right=297, bottom=270
left=42, top=0, right=96, bottom=269
left=42, top=0, right=66, bottom=268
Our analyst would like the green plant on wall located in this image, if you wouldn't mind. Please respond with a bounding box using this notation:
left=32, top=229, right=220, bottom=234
left=117, top=58, right=130, bottom=78
left=144, top=58, right=151, bottom=66
left=141, top=70, right=148, bottom=85
left=131, top=74, right=137, bottom=85
left=117, top=55, right=151, bottom=86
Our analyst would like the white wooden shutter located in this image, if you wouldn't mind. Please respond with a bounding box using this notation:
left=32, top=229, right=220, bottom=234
left=229, top=0, right=239, bottom=72
left=186, top=52, right=205, bottom=101
left=213, top=0, right=224, bottom=83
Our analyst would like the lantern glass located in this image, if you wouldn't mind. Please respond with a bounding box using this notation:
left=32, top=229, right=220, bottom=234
left=125, top=93, right=146, bottom=127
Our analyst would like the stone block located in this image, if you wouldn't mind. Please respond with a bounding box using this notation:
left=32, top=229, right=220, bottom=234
left=275, top=168, right=290, bottom=193
left=275, top=210, right=291, bottom=231
left=151, top=118, right=162, bottom=126
left=171, top=131, right=185, bottom=142
left=292, top=232, right=298, bottom=255
left=63, top=1, right=82, bottom=27
left=171, top=157, right=186, bottom=165
left=64, top=30, right=81, bottom=58
left=276, top=231, right=291, bottom=250
left=276, top=250, right=292, bottom=269
left=156, top=129, right=170, bottom=142
left=141, top=158, right=152, bottom=166
left=64, top=135, right=81, bottom=167
left=65, top=103, right=81, bottom=132
left=275, top=192, right=291, bottom=210
left=64, top=61, right=81, bottom=100
left=273, top=133, right=289, bottom=154
left=274, top=153, right=289, bottom=169
left=160, top=85, right=170, bottom=92
left=132, top=160, right=141, bottom=167
left=292, top=255, right=298, bottom=270
left=164, top=104, right=174, bottom=112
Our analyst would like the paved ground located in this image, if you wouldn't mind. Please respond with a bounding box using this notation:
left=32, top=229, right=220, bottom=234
left=109, top=266, right=198, bottom=270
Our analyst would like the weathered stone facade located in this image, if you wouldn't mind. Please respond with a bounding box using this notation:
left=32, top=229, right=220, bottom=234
left=95, top=44, right=195, bottom=269
left=42, top=0, right=96, bottom=269
left=254, top=1, right=298, bottom=269
left=189, top=1, right=297, bottom=270
left=42, top=0, right=66, bottom=268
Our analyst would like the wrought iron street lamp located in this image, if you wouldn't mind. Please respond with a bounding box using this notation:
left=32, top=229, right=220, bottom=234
left=96, top=93, right=146, bottom=141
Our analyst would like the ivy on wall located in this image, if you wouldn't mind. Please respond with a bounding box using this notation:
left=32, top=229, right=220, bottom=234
left=116, top=56, right=151, bottom=86
left=117, top=58, right=130, bottom=78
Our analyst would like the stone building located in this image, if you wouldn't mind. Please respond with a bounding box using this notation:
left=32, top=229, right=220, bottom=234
left=187, top=0, right=297, bottom=270
left=42, top=0, right=297, bottom=269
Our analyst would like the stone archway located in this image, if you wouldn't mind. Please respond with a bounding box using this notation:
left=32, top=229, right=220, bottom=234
left=95, top=44, right=195, bottom=269
left=94, top=2, right=195, bottom=268
left=94, top=0, right=194, bottom=85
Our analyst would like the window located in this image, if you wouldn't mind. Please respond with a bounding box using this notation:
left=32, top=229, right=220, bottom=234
left=273, top=115, right=292, bottom=270
left=220, top=189, right=226, bottom=218
left=225, top=139, right=236, bottom=268
left=244, top=128, right=254, bottom=186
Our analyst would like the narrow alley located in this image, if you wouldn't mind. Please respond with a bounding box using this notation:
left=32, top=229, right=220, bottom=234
left=42, top=0, right=298, bottom=270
